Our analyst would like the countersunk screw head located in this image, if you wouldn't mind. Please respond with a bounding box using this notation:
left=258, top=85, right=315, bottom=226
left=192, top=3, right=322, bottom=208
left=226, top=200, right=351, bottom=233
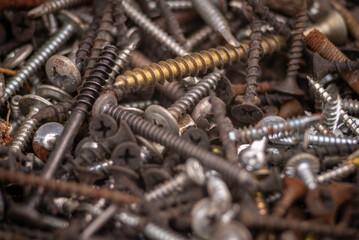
left=111, top=142, right=142, bottom=170
left=144, top=105, right=179, bottom=134
left=89, top=114, right=118, bottom=140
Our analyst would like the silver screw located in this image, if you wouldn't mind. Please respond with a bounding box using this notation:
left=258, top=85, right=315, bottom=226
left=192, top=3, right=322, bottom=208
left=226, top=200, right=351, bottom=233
left=304, top=132, right=358, bottom=147
left=342, top=98, right=359, bottom=116
left=28, top=0, right=88, bottom=18
left=10, top=95, right=52, bottom=153
left=167, top=0, right=193, bottom=10
left=285, top=153, right=320, bottom=190
left=307, top=76, right=359, bottom=135
left=317, top=162, right=358, bottom=184
left=0, top=11, right=83, bottom=105
left=322, top=84, right=341, bottom=134
left=186, top=25, right=213, bottom=50
left=191, top=0, right=240, bottom=47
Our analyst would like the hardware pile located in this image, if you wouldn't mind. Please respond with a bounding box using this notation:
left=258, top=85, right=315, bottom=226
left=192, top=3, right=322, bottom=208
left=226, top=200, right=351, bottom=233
left=1, top=0, right=359, bottom=239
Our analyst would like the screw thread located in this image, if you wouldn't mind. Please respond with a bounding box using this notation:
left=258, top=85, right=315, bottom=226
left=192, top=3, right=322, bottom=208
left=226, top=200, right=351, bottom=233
left=339, top=109, right=359, bottom=135
left=28, top=0, right=87, bottom=17
left=285, top=2, right=307, bottom=83
left=322, top=86, right=341, bottom=132
left=233, top=115, right=321, bottom=143
left=168, top=71, right=222, bottom=120
left=76, top=16, right=101, bottom=72
left=10, top=95, right=22, bottom=120
left=191, top=0, right=239, bottom=47
left=317, top=163, right=357, bottom=184
left=123, top=0, right=188, bottom=56
left=308, top=134, right=358, bottom=146
left=103, top=105, right=258, bottom=190
left=186, top=25, right=213, bottom=50
left=167, top=1, right=193, bottom=10
left=297, top=162, right=317, bottom=190
left=10, top=113, right=39, bottom=152
left=113, top=0, right=129, bottom=48
left=144, top=172, right=189, bottom=201
left=1, top=23, right=75, bottom=104
left=75, top=45, right=119, bottom=113
left=245, top=18, right=262, bottom=102
left=342, top=98, right=359, bottom=116
left=114, top=34, right=284, bottom=93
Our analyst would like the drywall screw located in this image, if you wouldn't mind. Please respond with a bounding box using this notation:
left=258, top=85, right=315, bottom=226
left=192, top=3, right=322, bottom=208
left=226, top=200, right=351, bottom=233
left=117, top=211, right=186, bottom=240
left=307, top=76, right=359, bottom=135
left=144, top=159, right=205, bottom=201
left=156, top=0, right=187, bottom=46
left=317, top=160, right=359, bottom=184
left=272, top=2, right=307, bottom=96
left=230, top=114, right=322, bottom=144
left=10, top=95, right=52, bottom=153
left=329, top=0, right=359, bottom=42
left=231, top=18, right=263, bottom=124
left=28, top=0, right=88, bottom=18
left=114, top=34, right=285, bottom=98
left=209, top=91, right=237, bottom=163
left=0, top=11, right=83, bottom=106
left=244, top=0, right=292, bottom=39
left=145, top=71, right=222, bottom=134
left=186, top=25, right=213, bottom=50
left=191, top=0, right=240, bottom=47
left=94, top=93, right=259, bottom=190
left=285, top=153, right=320, bottom=190
left=305, top=29, right=359, bottom=94
left=312, top=53, right=359, bottom=80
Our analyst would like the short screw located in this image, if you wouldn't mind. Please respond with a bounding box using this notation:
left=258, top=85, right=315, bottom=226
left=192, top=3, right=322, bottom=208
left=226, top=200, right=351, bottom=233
left=191, top=0, right=240, bottom=47
left=285, top=153, right=320, bottom=190
left=317, top=160, right=359, bottom=184
left=0, top=11, right=83, bottom=105
left=28, top=0, right=88, bottom=18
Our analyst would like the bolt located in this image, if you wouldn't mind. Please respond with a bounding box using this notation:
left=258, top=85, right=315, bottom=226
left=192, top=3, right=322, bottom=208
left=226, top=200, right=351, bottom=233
left=272, top=2, right=307, bottom=96
left=0, top=11, right=83, bottom=105
left=191, top=0, right=240, bottom=47
left=94, top=93, right=259, bottom=190
left=285, top=153, right=320, bottom=190
left=114, top=34, right=285, bottom=97
left=305, top=29, right=359, bottom=94
left=28, top=0, right=88, bottom=18
left=307, top=76, right=359, bottom=135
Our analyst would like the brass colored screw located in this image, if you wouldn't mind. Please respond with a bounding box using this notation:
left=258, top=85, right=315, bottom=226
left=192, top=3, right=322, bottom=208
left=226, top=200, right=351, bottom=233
left=114, top=34, right=285, bottom=97
left=305, top=29, right=359, bottom=94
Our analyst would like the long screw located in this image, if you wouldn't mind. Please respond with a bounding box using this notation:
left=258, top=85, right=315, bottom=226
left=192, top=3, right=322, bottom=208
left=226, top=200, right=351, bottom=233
left=191, top=0, right=240, bottom=47
left=0, top=12, right=82, bottom=105
left=186, top=25, right=213, bottom=50
left=232, top=18, right=263, bottom=124
left=317, top=159, right=359, bottom=184
left=305, top=29, right=359, bottom=94
left=272, top=2, right=307, bottom=96
left=114, top=34, right=285, bottom=98
left=28, top=0, right=88, bottom=18
left=113, top=0, right=129, bottom=48
left=96, top=94, right=259, bottom=191
left=307, top=76, right=359, bottom=135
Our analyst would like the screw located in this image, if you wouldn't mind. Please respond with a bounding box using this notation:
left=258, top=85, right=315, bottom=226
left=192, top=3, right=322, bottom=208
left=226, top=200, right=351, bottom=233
left=272, top=2, right=307, bottom=96
left=0, top=11, right=83, bottom=105
left=321, top=84, right=341, bottom=134
left=231, top=18, right=264, bottom=124
left=114, top=34, right=285, bottom=97
left=305, top=29, right=359, bottom=95
left=304, top=132, right=358, bottom=147
left=285, top=153, right=320, bottom=190
left=31, top=100, right=74, bottom=124
left=329, top=0, right=359, bottom=43
left=2, top=43, right=33, bottom=69
left=191, top=0, right=240, bottom=47
left=94, top=93, right=259, bottom=190
left=10, top=95, right=52, bottom=153
left=186, top=25, right=213, bottom=50
left=307, top=76, right=359, bottom=135
left=166, top=0, right=193, bottom=11
left=113, top=0, right=129, bottom=48
left=342, top=98, right=359, bottom=116
left=145, top=71, right=222, bottom=134
left=317, top=160, right=359, bottom=184
left=28, top=0, right=88, bottom=18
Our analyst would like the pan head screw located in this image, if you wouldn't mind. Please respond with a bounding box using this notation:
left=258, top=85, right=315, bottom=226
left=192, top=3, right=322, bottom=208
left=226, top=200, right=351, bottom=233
left=144, top=105, right=179, bottom=135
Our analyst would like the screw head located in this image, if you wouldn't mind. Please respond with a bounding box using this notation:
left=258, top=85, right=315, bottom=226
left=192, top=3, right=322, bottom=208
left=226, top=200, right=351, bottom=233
left=111, top=142, right=142, bottom=170
left=285, top=153, right=320, bottom=176
left=59, top=10, right=85, bottom=33
left=33, top=122, right=64, bottom=161
left=45, top=55, right=81, bottom=93
left=92, top=93, right=117, bottom=118
left=182, top=127, right=210, bottom=150
left=145, top=105, right=179, bottom=134
left=36, top=84, right=73, bottom=102
left=19, top=94, right=52, bottom=115
left=2, top=43, right=33, bottom=69
left=231, top=103, right=263, bottom=123
left=89, top=114, right=118, bottom=140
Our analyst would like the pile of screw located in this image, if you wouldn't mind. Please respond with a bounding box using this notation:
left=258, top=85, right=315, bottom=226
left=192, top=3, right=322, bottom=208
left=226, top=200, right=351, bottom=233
left=1, top=0, right=359, bottom=239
